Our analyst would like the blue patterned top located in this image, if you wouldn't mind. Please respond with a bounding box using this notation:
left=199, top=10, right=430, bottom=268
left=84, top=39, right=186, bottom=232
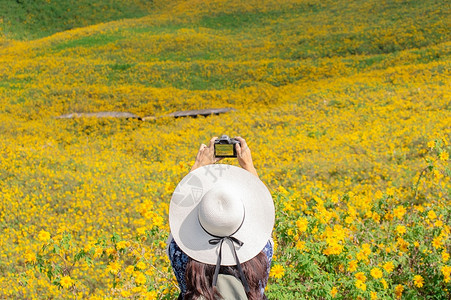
left=167, top=237, right=273, bottom=298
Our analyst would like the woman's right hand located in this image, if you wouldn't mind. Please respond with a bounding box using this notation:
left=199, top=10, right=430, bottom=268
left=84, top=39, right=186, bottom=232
left=190, top=136, right=222, bottom=172
left=234, top=137, right=258, bottom=177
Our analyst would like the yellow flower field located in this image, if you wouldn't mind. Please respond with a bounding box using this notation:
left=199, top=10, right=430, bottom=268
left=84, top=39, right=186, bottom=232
left=0, top=0, right=450, bottom=299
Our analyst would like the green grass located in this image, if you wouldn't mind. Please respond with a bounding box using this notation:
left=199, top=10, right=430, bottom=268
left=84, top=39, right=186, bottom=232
left=198, top=10, right=289, bottom=31
left=0, top=0, right=157, bottom=40
left=51, top=33, right=125, bottom=51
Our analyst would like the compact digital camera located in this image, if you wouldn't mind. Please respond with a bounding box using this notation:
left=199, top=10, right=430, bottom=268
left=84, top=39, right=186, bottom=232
left=214, top=135, right=240, bottom=158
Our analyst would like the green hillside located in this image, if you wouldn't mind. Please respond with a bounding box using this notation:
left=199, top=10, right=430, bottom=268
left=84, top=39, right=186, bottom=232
left=0, top=0, right=158, bottom=40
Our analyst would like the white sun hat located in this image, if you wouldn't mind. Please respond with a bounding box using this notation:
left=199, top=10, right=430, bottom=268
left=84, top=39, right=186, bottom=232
left=169, top=164, right=275, bottom=268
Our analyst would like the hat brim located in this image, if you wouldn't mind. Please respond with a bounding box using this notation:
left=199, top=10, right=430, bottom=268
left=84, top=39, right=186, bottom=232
left=169, top=164, right=274, bottom=266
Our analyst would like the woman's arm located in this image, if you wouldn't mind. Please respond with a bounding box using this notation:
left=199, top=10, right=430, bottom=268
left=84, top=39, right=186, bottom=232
left=234, top=136, right=258, bottom=177
left=190, top=136, right=221, bottom=172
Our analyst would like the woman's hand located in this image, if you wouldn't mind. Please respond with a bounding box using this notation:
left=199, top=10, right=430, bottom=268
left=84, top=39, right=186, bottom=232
left=190, top=137, right=223, bottom=172
left=190, top=136, right=258, bottom=178
left=235, top=136, right=258, bottom=177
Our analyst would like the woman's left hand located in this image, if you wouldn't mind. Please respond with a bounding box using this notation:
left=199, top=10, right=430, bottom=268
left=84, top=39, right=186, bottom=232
left=190, top=137, right=223, bottom=172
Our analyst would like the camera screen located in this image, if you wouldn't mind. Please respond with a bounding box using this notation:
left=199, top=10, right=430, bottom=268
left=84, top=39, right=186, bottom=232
left=215, top=144, right=234, bottom=156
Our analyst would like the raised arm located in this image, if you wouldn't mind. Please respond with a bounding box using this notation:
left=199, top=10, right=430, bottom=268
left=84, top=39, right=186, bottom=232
left=190, top=136, right=221, bottom=172
left=234, top=136, right=258, bottom=177
left=190, top=136, right=259, bottom=178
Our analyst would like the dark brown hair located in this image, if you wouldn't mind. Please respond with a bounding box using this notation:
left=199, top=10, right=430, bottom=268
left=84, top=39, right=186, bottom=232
left=184, top=251, right=269, bottom=300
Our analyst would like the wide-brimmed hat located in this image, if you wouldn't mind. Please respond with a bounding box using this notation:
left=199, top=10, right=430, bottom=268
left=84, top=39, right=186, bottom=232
left=169, top=164, right=275, bottom=266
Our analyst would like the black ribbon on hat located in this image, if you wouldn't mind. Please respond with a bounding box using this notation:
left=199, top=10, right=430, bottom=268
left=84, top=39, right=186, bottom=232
left=198, top=209, right=249, bottom=293
left=208, top=236, right=250, bottom=293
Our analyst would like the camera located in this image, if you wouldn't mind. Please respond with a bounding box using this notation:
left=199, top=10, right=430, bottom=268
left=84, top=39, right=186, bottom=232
left=214, top=135, right=240, bottom=158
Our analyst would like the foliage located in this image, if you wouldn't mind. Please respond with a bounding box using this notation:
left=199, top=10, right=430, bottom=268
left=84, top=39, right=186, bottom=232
left=0, top=0, right=450, bottom=298
left=268, top=140, right=450, bottom=299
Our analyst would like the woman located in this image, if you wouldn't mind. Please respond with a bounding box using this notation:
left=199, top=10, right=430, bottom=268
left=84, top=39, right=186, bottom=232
left=168, top=137, right=275, bottom=300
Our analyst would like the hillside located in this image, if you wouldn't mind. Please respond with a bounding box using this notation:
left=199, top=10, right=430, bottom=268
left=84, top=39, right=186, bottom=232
left=0, top=0, right=159, bottom=40
left=0, top=0, right=450, bottom=299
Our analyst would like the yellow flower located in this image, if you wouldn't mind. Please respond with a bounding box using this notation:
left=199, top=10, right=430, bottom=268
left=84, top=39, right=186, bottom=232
left=396, top=225, right=406, bottom=235
left=93, top=247, right=103, bottom=258
left=386, top=188, right=395, bottom=197
left=442, top=266, right=451, bottom=275
left=414, top=205, right=424, bottom=213
left=370, top=267, right=383, bottom=279
left=393, top=206, right=406, bottom=219
left=372, top=212, right=381, bottom=223
left=107, top=261, right=121, bottom=274
left=397, top=237, right=409, bottom=252
left=356, top=251, right=367, bottom=261
left=361, top=243, right=372, bottom=256
left=435, top=220, right=443, bottom=227
left=136, top=261, right=146, bottom=270
left=38, top=230, right=51, bottom=242
left=137, top=226, right=147, bottom=235
left=120, top=289, right=131, bottom=297
left=433, top=169, right=444, bottom=180
left=152, top=215, right=164, bottom=227
left=272, top=236, right=278, bottom=253
left=355, top=272, right=367, bottom=282
left=132, top=286, right=144, bottom=294
left=432, top=236, right=443, bottom=249
left=143, top=290, right=158, bottom=300
left=116, top=240, right=128, bottom=250
left=413, top=275, right=424, bottom=288
left=428, top=210, right=437, bottom=220
left=442, top=251, right=450, bottom=262
left=330, top=287, right=338, bottom=298
left=296, top=217, right=308, bottom=232
left=143, top=210, right=153, bottom=219
left=105, top=248, right=116, bottom=256
left=270, top=264, right=285, bottom=279
left=125, top=265, right=135, bottom=274
left=295, top=240, right=306, bottom=252
left=441, top=266, right=451, bottom=283
left=277, top=185, right=289, bottom=195
left=24, top=252, right=37, bottom=264
left=383, top=261, right=394, bottom=273
left=395, top=284, right=404, bottom=299
left=439, top=151, right=449, bottom=161
left=348, top=260, right=358, bottom=272
left=380, top=278, right=388, bottom=289
left=60, top=276, right=73, bottom=289
left=427, top=140, right=436, bottom=149
left=135, top=272, right=147, bottom=285
left=375, top=190, right=383, bottom=199
left=284, top=201, right=294, bottom=211
left=355, top=279, right=366, bottom=291
left=370, top=291, right=378, bottom=300
left=323, top=238, right=343, bottom=256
